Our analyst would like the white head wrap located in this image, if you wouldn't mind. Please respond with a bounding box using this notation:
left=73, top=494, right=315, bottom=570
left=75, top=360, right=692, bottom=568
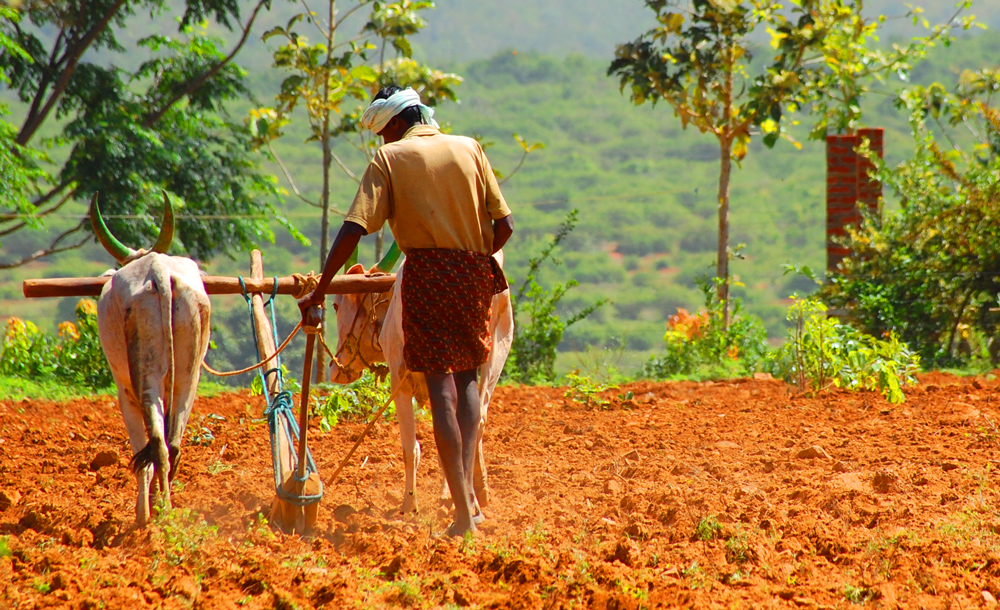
left=360, top=88, right=439, bottom=134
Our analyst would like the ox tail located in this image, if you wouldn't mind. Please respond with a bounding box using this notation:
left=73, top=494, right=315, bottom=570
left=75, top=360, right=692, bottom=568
left=125, top=259, right=175, bottom=493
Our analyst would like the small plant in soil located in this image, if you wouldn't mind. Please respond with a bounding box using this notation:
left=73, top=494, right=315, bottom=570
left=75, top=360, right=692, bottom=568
left=526, top=522, right=549, bottom=547
left=0, top=536, right=10, bottom=558
left=153, top=505, right=219, bottom=566
left=563, top=372, right=616, bottom=408
left=844, top=583, right=878, bottom=603
left=724, top=527, right=753, bottom=564
left=206, top=460, right=233, bottom=475
left=31, top=578, right=50, bottom=594
left=695, top=515, right=722, bottom=542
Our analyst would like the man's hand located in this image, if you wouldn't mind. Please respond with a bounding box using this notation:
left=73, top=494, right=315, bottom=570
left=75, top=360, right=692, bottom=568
left=297, top=221, right=367, bottom=324
left=297, top=290, right=325, bottom=321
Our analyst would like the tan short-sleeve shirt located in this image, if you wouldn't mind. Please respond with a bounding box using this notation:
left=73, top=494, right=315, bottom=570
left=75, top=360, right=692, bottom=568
left=344, top=125, right=512, bottom=255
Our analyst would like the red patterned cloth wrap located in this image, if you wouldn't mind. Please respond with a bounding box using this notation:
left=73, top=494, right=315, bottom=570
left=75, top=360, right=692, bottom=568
left=401, top=248, right=508, bottom=374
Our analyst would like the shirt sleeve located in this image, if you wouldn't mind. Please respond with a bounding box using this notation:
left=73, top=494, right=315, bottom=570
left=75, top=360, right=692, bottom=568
left=479, top=145, right=512, bottom=220
left=344, top=154, right=392, bottom=233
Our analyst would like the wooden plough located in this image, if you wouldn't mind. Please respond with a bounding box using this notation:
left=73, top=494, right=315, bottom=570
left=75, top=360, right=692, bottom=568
left=23, top=250, right=396, bottom=535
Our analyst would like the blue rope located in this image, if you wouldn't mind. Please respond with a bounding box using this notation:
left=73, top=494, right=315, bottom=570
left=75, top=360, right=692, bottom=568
left=239, top=277, right=323, bottom=506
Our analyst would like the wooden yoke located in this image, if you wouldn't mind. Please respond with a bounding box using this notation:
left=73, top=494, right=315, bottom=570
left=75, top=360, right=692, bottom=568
left=23, top=272, right=395, bottom=299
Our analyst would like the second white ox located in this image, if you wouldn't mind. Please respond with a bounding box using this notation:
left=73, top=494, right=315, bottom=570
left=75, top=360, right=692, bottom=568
left=330, top=251, right=513, bottom=514
left=92, top=193, right=212, bottom=527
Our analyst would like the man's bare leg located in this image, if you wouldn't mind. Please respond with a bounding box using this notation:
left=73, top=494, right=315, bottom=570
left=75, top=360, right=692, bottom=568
left=426, top=369, right=480, bottom=536
left=453, top=369, right=481, bottom=513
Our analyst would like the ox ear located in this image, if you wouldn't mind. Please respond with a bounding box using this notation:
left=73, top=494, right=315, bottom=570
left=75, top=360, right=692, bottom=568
left=345, top=263, right=366, bottom=275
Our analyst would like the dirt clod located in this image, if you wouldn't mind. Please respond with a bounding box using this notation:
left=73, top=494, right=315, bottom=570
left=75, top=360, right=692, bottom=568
left=88, top=451, right=118, bottom=471
left=872, top=470, right=898, bottom=493
left=0, top=488, right=21, bottom=511
left=796, top=446, right=831, bottom=460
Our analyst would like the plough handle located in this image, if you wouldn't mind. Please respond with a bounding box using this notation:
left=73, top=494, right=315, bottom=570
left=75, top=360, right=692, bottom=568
left=297, top=305, right=322, bottom=481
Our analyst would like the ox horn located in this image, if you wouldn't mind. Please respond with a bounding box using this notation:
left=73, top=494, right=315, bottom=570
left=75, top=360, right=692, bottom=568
left=374, top=240, right=401, bottom=272
left=150, top=190, right=174, bottom=254
left=89, top=192, right=133, bottom=263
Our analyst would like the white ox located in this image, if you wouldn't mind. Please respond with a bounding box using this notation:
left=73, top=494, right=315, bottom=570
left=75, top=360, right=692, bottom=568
left=91, top=194, right=211, bottom=527
left=330, top=251, right=513, bottom=514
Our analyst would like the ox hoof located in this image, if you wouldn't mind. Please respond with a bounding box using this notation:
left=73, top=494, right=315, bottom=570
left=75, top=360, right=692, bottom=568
left=400, top=494, right=419, bottom=515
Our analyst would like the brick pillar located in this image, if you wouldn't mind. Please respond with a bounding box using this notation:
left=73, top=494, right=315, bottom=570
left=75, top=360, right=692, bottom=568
left=826, top=129, right=885, bottom=272
left=826, top=134, right=858, bottom=273
left=855, top=127, right=884, bottom=216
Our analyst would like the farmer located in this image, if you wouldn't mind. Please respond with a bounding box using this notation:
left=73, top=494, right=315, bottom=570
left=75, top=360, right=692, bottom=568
left=298, top=85, right=514, bottom=536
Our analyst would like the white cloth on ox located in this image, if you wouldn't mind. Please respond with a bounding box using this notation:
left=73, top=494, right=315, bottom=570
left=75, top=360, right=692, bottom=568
left=359, top=88, right=439, bottom=134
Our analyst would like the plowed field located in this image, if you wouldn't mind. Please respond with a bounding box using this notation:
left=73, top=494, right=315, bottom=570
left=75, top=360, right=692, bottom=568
left=1, top=373, right=998, bottom=609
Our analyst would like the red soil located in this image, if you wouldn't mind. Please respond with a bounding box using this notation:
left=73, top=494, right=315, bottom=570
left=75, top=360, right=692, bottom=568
left=1, top=373, right=998, bottom=609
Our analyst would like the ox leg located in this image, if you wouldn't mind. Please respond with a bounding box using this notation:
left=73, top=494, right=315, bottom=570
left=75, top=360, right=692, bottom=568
left=166, top=295, right=210, bottom=481
left=474, top=366, right=491, bottom=508
left=118, top=388, right=155, bottom=527
left=395, top=391, right=421, bottom=514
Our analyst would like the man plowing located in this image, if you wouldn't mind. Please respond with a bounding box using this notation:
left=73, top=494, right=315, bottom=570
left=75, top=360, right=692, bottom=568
left=298, top=85, right=514, bottom=537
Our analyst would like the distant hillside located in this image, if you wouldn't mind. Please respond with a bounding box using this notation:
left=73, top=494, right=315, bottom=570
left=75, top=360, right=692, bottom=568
left=410, top=0, right=1000, bottom=62
left=3, top=2, right=999, bottom=378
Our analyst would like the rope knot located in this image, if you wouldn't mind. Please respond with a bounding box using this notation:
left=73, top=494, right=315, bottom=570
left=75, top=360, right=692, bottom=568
left=291, top=272, right=321, bottom=299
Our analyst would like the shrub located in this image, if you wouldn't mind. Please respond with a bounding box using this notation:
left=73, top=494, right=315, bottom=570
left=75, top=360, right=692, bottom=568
left=504, top=210, right=608, bottom=384
left=825, top=72, right=1000, bottom=367
left=0, top=299, right=113, bottom=390
left=643, top=277, right=769, bottom=380
left=314, top=369, right=392, bottom=431
left=770, top=297, right=920, bottom=403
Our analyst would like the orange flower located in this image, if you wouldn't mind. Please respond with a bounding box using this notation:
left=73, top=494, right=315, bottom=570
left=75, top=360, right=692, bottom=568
left=59, top=321, right=80, bottom=341
left=667, top=308, right=709, bottom=340
left=76, top=299, right=97, bottom=317
left=727, top=345, right=740, bottom=360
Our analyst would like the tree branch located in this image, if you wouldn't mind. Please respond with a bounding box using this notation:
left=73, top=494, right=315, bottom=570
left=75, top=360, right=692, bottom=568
left=331, top=150, right=361, bottom=183
left=498, top=150, right=529, bottom=186
left=0, top=188, right=78, bottom=238
left=267, top=142, right=321, bottom=207
left=17, top=0, right=129, bottom=147
left=0, top=221, right=89, bottom=269
left=142, top=0, right=268, bottom=128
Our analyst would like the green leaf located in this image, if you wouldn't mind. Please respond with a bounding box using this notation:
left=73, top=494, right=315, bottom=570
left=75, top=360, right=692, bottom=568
left=263, top=27, right=286, bottom=42
left=350, top=64, right=378, bottom=83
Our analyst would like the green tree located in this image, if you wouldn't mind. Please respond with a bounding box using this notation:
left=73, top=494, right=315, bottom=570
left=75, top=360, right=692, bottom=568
left=803, top=0, right=977, bottom=139
left=824, top=69, right=1000, bottom=365
left=247, top=0, right=460, bottom=268
left=0, top=6, right=45, bottom=240
left=0, top=0, right=293, bottom=266
left=609, top=0, right=843, bottom=326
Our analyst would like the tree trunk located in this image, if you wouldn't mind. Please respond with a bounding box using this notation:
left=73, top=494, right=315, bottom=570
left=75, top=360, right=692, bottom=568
left=316, top=118, right=332, bottom=383
left=717, top=138, right=732, bottom=328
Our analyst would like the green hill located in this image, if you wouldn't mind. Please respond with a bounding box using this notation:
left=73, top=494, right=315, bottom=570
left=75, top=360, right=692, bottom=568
left=3, top=2, right=1000, bottom=379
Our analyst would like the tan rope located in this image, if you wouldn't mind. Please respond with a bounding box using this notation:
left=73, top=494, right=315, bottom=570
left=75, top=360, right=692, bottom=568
left=328, top=371, right=410, bottom=483
left=291, top=272, right=320, bottom=299
left=201, top=321, right=303, bottom=377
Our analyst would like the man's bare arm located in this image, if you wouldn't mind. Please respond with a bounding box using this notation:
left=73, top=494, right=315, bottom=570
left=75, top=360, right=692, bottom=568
left=492, top=215, right=514, bottom=254
left=297, top=221, right=367, bottom=317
